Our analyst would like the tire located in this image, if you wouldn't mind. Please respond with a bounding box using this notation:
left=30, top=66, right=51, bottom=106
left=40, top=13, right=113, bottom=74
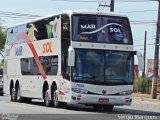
left=93, top=105, right=103, bottom=111
left=52, top=86, right=67, bottom=108
left=11, top=87, right=21, bottom=102
left=59, top=102, right=67, bottom=108
left=44, top=90, right=52, bottom=107
left=11, top=87, right=16, bottom=102
left=53, top=87, right=60, bottom=108
left=15, top=87, right=21, bottom=102
left=0, top=92, right=3, bottom=96
left=11, top=87, right=31, bottom=103
left=103, top=105, right=114, bottom=111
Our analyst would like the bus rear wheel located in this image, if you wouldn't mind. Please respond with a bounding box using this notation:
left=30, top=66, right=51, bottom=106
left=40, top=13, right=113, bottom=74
left=15, top=87, right=21, bottom=102
left=44, top=90, right=52, bottom=107
left=53, top=89, right=60, bottom=107
left=11, top=87, right=22, bottom=102
left=11, top=88, right=16, bottom=102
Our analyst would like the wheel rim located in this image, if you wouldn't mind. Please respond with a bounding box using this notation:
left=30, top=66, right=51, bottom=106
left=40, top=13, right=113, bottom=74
left=11, top=88, right=16, bottom=101
left=45, top=90, right=51, bottom=106
left=53, top=90, right=58, bottom=105
left=16, top=88, right=20, bottom=101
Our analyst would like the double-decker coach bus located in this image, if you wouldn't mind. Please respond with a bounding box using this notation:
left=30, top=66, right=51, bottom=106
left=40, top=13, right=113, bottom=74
left=4, top=10, right=143, bottom=111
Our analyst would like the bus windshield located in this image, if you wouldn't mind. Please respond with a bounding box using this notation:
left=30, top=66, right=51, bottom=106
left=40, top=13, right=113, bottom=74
left=72, top=15, right=132, bottom=44
left=72, top=49, right=134, bottom=85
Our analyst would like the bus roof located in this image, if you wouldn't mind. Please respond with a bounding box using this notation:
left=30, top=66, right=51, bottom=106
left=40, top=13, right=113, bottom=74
left=8, top=10, right=128, bottom=28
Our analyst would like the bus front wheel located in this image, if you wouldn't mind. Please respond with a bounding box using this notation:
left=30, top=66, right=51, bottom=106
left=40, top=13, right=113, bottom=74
left=93, top=105, right=103, bottom=111
left=103, top=105, right=114, bottom=111
left=52, top=86, right=67, bottom=108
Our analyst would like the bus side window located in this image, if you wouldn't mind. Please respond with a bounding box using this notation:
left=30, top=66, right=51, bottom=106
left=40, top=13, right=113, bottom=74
left=61, top=14, right=70, bottom=80
left=61, top=14, right=70, bottom=53
left=62, top=54, right=70, bottom=80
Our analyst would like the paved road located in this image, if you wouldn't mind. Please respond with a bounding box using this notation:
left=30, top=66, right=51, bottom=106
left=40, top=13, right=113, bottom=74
left=0, top=94, right=160, bottom=120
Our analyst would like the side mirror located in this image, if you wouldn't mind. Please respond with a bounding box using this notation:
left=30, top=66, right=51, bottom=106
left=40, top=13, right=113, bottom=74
left=134, top=51, right=144, bottom=71
left=68, top=46, right=75, bottom=66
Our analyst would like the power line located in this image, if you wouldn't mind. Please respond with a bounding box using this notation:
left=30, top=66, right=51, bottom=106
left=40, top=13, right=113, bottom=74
left=131, top=20, right=156, bottom=23
left=130, top=20, right=157, bottom=25
left=116, top=0, right=158, bottom=3
left=0, top=10, right=41, bottom=20
left=119, top=9, right=157, bottom=13
left=0, top=15, right=34, bottom=19
left=0, top=11, right=41, bottom=20
left=0, top=11, right=41, bottom=18
left=51, top=0, right=101, bottom=2
left=51, top=0, right=158, bottom=2
left=134, top=39, right=155, bottom=41
left=134, top=43, right=155, bottom=46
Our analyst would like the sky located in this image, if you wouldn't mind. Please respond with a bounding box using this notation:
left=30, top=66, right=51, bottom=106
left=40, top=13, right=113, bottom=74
left=0, top=0, right=158, bottom=63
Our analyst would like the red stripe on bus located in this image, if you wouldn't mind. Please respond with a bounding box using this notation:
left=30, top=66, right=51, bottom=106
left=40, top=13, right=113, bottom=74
left=59, top=91, right=65, bottom=95
left=13, top=32, right=47, bottom=80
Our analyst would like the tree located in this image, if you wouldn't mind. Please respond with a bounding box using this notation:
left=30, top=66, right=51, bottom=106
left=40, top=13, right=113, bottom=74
left=0, top=22, right=6, bottom=58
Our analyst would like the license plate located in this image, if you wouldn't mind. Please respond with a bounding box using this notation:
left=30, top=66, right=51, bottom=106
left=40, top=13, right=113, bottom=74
left=98, top=98, right=109, bottom=103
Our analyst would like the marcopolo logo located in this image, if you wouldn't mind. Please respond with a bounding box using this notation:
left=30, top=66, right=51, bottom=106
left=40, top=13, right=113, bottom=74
left=81, top=24, right=96, bottom=30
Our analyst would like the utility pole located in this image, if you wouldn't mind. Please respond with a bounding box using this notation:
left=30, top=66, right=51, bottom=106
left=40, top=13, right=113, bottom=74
left=142, top=31, right=147, bottom=93
left=142, top=31, right=147, bottom=78
left=110, top=0, right=114, bottom=12
left=152, top=0, right=160, bottom=99
left=97, top=0, right=114, bottom=12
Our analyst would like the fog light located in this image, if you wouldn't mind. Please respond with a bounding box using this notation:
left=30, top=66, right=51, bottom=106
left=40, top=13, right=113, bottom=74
left=129, top=99, right=132, bottom=102
left=71, top=96, right=76, bottom=100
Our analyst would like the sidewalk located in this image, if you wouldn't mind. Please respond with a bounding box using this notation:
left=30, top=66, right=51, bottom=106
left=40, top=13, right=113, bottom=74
left=119, top=93, right=160, bottom=113
left=133, top=93, right=160, bottom=102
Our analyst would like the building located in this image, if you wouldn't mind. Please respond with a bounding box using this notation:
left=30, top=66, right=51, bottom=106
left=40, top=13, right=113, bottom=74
left=146, top=59, right=160, bottom=80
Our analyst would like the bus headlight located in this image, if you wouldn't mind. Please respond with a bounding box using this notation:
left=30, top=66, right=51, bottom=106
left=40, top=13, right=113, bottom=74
left=71, top=88, right=88, bottom=94
left=120, top=90, right=133, bottom=95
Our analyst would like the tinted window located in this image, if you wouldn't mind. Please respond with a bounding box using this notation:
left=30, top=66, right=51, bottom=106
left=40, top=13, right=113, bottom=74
left=61, top=14, right=70, bottom=53
left=6, top=16, right=61, bottom=45
left=72, top=49, right=134, bottom=85
left=21, top=56, right=58, bottom=75
left=72, top=15, right=132, bottom=44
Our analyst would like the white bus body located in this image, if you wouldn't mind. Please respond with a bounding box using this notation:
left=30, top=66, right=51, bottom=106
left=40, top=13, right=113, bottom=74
left=4, top=10, right=143, bottom=111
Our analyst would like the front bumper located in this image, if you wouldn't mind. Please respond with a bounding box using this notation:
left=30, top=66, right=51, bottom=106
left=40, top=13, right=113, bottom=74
left=70, top=92, right=132, bottom=105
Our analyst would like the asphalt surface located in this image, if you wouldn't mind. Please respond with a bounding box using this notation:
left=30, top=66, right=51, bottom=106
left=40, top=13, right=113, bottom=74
left=0, top=94, right=160, bottom=120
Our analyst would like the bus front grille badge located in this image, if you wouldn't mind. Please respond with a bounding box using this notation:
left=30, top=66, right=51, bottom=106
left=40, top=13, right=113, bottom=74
left=102, top=90, right=106, bottom=95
